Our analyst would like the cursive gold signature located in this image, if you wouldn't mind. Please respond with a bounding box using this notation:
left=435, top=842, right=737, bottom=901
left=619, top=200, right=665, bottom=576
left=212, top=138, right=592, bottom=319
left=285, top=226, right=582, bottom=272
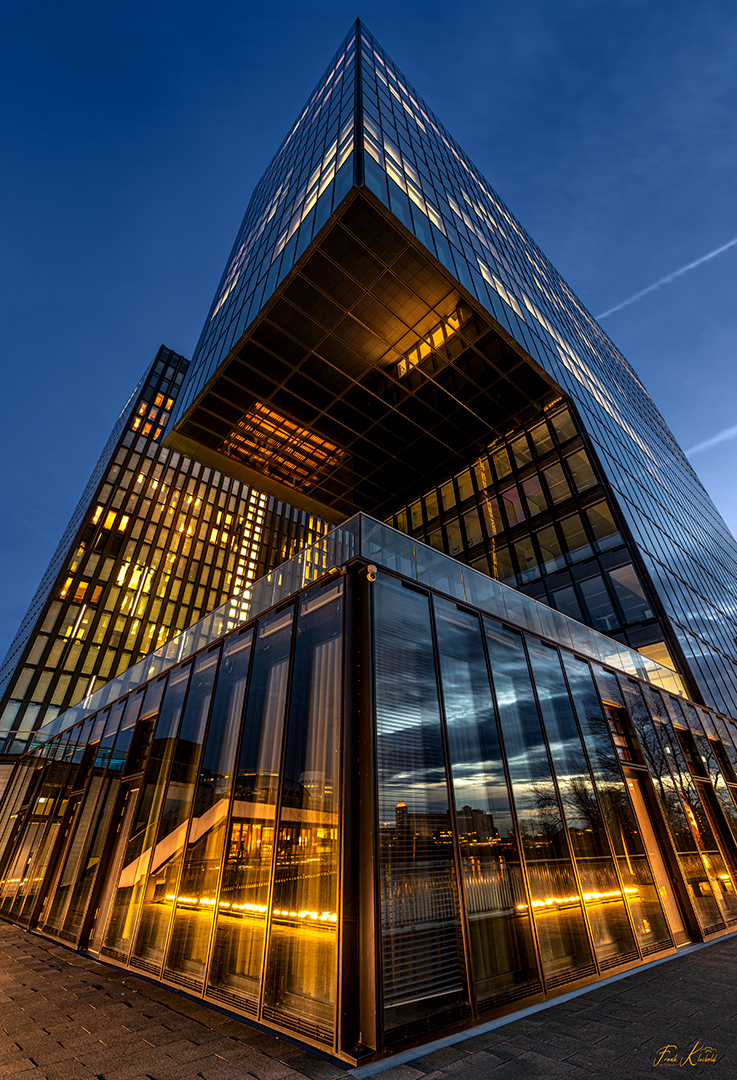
left=653, top=1042, right=719, bottom=1067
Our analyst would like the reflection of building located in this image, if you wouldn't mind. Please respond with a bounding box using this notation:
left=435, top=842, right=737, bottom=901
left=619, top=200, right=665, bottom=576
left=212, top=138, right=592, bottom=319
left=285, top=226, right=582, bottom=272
left=3, top=19, right=737, bottom=1068
left=457, top=805, right=498, bottom=844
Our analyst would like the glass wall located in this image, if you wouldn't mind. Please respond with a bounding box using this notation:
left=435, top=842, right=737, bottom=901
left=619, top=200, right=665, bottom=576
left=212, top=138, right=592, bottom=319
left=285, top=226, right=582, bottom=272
left=433, top=597, right=540, bottom=1010
left=4, top=553, right=737, bottom=1060
left=373, top=574, right=469, bottom=1040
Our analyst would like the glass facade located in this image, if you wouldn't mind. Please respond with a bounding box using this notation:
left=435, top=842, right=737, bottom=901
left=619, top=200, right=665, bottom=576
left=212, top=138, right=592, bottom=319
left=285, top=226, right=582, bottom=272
left=165, top=18, right=737, bottom=721
left=2, top=518, right=737, bottom=1062
left=387, top=402, right=684, bottom=690
left=0, top=347, right=329, bottom=755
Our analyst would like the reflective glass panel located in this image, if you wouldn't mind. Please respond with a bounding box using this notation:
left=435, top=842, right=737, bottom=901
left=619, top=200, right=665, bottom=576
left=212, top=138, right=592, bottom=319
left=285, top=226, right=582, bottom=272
left=132, top=648, right=220, bottom=973
left=566, top=659, right=672, bottom=955
left=102, top=665, right=189, bottom=960
left=566, top=450, right=596, bottom=492
left=543, top=463, right=570, bottom=505
left=620, top=681, right=724, bottom=933
left=166, top=629, right=253, bottom=991
left=374, top=574, right=469, bottom=1036
left=526, top=641, right=637, bottom=969
left=484, top=620, right=595, bottom=986
left=263, top=580, right=343, bottom=1041
left=643, top=688, right=737, bottom=929
left=209, top=606, right=293, bottom=1011
left=536, top=525, right=565, bottom=574
left=434, top=598, right=540, bottom=1010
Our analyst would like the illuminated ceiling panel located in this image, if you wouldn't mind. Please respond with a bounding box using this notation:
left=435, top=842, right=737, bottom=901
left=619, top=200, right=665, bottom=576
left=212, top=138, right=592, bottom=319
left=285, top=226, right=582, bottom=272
left=219, top=401, right=349, bottom=492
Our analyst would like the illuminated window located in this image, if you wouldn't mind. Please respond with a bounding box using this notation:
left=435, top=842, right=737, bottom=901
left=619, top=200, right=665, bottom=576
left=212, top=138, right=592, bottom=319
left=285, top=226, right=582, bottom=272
left=220, top=402, right=348, bottom=491
left=566, top=449, right=597, bottom=492
left=552, top=408, right=577, bottom=443
left=500, top=485, right=525, bottom=527
left=396, top=308, right=466, bottom=378
left=492, top=447, right=512, bottom=480
left=118, top=515, right=130, bottom=531
left=91, top=505, right=104, bottom=525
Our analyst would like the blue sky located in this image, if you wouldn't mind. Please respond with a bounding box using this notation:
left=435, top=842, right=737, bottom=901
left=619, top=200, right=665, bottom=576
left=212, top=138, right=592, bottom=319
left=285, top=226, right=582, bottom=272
left=2, top=0, right=737, bottom=656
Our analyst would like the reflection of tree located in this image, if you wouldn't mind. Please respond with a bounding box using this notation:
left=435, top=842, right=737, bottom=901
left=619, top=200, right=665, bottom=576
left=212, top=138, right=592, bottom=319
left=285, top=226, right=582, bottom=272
left=697, top=737, right=737, bottom=836
left=622, top=689, right=689, bottom=841
left=519, top=776, right=566, bottom=860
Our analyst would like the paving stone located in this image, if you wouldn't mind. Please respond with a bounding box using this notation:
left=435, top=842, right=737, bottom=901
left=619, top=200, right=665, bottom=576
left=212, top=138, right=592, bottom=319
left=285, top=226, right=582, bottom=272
left=38, top=1065, right=101, bottom=1080
left=269, top=1047, right=348, bottom=1079
left=192, top=1056, right=253, bottom=1080
left=366, top=1067, right=425, bottom=1080
left=498, top=1034, right=573, bottom=1060
left=403, top=1045, right=470, bottom=1071
left=240, top=1049, right=309, bottom=1079
left=2, top=921, right=737, bottom=1079
left=0, top=1062, right=38, bottom=1080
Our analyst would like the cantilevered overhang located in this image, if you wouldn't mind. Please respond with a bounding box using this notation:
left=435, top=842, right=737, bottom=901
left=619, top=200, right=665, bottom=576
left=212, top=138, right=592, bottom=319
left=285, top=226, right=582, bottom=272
left=166, top=189, right=560, bottom=523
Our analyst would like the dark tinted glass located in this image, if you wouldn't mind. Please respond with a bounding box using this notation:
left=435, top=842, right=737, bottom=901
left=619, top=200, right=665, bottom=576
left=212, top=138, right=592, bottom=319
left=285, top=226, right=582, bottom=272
left=434, top=598, right=540, bottom=1009
left=374, top=574, right=469, bottom=1037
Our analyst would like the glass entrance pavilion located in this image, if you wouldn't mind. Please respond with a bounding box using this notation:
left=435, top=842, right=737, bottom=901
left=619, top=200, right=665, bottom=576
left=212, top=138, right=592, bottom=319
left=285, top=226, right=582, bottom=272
left=1, top=519, right=736, bottom=1063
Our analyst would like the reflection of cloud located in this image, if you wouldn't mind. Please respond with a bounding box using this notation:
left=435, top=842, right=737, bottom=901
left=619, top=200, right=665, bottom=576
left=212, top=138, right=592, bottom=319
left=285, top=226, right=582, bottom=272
left=596, top=236, right=737, bottom=319
left=686, top=423, right=737, bottom=457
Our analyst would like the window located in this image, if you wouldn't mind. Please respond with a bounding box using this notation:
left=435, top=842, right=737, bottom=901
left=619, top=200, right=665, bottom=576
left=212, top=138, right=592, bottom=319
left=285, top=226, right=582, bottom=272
left=586, top=501, right=621, bottom=550
left=551, top=408, right=577, bottom=443
left=511, top=435, right=532, bottom=468
left=514, top=536, right=538, bottom=581
left=445, top=517, right=464, bottom=556
left=607, top=564, right=653, bottom=623
left=578, top=573, right=619, bottom=632
left=492, top=447, right=512, bottom=480
left=551, top=583, right=583, bottom=622
left=530, top=422, right=554, bottom=456
left=456, top=469, right=473, bottom=501
left=535, top=525, right=565, bottom=573
left=424, top=489, right=439, bottom=521
left=409, top=499, right=422, bottom=530
left=491, top=543, right=515, bottom=584
left=522, top=475, right=546, bottom=516
left=500, top=485, right=525, bottom=527
left=561, top=515, right=591, bottom=561
left=566, top=449, right=597, bottom=492
left=463, top=508, right=483, bottom=548
left=473, top=456, right=491, bottom=491
left=543, top=463, right=570, bottom=504
left=480, top=495, right=503, bottom=536
left=439, top=479, right=455, bottom=511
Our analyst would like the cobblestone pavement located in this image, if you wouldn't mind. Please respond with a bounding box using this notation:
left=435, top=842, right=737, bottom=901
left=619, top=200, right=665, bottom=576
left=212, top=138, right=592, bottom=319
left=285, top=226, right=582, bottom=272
left=0, top=921, right=734, bottom=1080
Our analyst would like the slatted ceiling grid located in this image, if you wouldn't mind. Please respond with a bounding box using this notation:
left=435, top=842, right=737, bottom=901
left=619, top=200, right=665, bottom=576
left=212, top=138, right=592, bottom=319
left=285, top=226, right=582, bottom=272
left=168, top=190, right=561, bottom=523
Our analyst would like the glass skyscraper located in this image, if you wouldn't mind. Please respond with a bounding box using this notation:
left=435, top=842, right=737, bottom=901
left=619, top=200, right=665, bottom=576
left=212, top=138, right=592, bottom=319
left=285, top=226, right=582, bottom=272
left=167, top=20, right=737, bottom=719
left=0, top=347, right=326, bottom=757
left=2, top=19, right=737, bottom=1067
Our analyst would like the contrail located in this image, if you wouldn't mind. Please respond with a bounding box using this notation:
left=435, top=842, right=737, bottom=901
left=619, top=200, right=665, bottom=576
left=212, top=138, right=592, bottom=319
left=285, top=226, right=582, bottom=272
left=687, top=423, right=737, bottom=457
left=596, top=235, right=737, bottom=319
